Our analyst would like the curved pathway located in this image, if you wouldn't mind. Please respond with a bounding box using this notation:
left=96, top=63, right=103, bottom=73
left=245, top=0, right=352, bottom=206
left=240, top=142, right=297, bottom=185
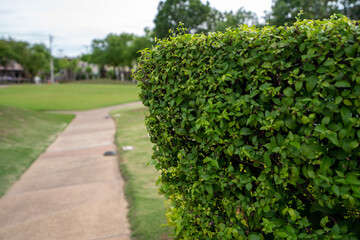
left=0, top=101, right=142, bottom=240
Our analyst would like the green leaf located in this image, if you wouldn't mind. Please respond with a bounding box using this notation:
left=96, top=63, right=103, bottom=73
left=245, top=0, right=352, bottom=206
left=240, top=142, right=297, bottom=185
left=200, top=174, right=210, bottom=180
left=349, top=141, right=359, bottom=149
left=226, top=204, right=232, bottom=217
left=332, top=185, right=340, bottom=196
left=263, top=152, right=272, bottom=167
left=283, top=87, right=294, bottom=97
left=240, top=127, right=251, bottom=135
left=335, top=81, right=351, bottom=88
left=285, top=118, right=296, bottom=130
left=205, top=184, right=213, bottom=195
left=175, top=96, right=184, bottom=105
left=276, top=232, right=288, bottom=238
left=326, top=131, right=340, bottom=146
left=304, top=62, right=315, bottom=71
left=307, top=169, right=316, bottom=178
left=227, top=144, right=234, bottom=156
left=335, top=96, right=343, bottom=104
left=288, top=208, right=297, bottom=221
left=306, top=75, right=317, bottom=92
left=343, top=99, right=352, bottom=106
left=345, top=45, right=356, bottom=57
left=290, top=142, right=301, bottom=150
left=262, top=62, right=272, bottom=68
left=323, top=58, right=335, bottom=66
left=246, top=183, right=252, bottom=191
left=259, top=174, right=266, bottom=181
left=222, top=62, right=229, bottom=72
left=322, top=116, right=331, bottom=125
left=260, top=82, right=272, bottom=91
left=320, top=156, right=332, bottom=172
left=331, top=224, right=340, bottom=235
left=211, top=159, right=219, bottom=169
left=248, top=66, right=255, bottom=73
left=219, top=223, right=226, bottom=231
left=300, top=43, right=306, bottom=52
left=315, top=124, right=327, bottom=134
left=295, top=81, right=302, bottom=91
left=248, top=234, right=262, bottom=240
left=232, top=229, right=238, bottom=238
left=341, top=106, right=351, bottom=124
left=346, top=175, right=360, bottom=185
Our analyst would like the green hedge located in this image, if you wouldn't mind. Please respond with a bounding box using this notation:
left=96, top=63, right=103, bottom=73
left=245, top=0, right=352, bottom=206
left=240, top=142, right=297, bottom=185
left=134, top=15, right=360, bottom=239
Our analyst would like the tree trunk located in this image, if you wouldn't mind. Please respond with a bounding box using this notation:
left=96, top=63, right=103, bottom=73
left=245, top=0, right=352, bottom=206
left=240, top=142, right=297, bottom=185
left=114, top=66, right=119, bottom=80
left=120, top=67, right=124, bottom=81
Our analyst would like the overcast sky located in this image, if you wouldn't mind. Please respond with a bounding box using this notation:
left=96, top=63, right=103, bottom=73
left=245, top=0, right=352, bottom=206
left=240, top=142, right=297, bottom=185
left=0, top=0, right=272, bottom=57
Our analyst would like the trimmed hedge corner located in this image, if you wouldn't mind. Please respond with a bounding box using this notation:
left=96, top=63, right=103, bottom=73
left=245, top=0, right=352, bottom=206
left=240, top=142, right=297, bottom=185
left=134, top=15, right=360, bottom=239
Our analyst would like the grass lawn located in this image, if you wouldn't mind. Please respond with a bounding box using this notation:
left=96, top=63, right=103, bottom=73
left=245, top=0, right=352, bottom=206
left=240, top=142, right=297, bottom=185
left=0, top=105, right=74, bottom=196
left=65, top=79, right=136, bottom=85
left=112, top=106, right=172, bottom=240
left=0, top=83, right=139, bottom=111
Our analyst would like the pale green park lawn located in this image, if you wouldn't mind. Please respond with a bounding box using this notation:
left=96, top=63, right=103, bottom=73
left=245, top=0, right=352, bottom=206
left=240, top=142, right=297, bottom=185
left=0, top=83, right=139, bottom=111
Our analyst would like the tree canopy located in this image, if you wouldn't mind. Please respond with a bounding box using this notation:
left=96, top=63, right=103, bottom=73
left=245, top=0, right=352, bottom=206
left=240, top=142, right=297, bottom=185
left=0, top=39, right=50, bottom=80
left=153, top=0, right=212, bottom=38
left=88, top=33, right=152, bottom=67
left=214, top=8, right=258, bottom=32
left=266, top=0, right=360, bottom=25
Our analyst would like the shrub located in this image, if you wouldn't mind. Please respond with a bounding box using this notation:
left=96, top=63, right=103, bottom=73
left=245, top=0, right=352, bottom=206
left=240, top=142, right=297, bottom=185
left=134, top=15, right=360, bottom=239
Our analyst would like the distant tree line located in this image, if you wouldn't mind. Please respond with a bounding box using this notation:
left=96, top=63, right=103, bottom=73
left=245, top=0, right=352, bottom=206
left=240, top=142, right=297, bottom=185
left=85, top=0, right=360, bottom=77
left=152, top=0, right=360, bottom=38
left=2, top=0, right=359, bottom=82
left=81, top=31, right=153, bottom=80
left=0, top=39, right=100, bottom=82
left=265, top=0, right=360, bottom=26
left=0, top=39, right=49, bottom=81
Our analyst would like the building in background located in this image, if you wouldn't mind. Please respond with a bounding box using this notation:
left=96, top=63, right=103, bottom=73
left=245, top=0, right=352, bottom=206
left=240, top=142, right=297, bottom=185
left=0, top=61, right=26, bottom=83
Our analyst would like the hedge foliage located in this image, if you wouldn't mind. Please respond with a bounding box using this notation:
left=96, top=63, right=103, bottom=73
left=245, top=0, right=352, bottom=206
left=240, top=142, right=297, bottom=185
left=134, top=15, right=360, bottom=239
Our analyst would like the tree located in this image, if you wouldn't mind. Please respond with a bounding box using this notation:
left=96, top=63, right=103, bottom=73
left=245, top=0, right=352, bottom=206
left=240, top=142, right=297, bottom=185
left=205, top=8, right=223, bottom=32
left=104, top=33, right=134, bottom=70
left=85, top=66, right=92, bottom=79
left=265, top=0, right=360, bottom=26
left=333, top=0, right=360, bottom=19
left=54, top=58, right=78, bottom=81
left=86, top=32, right=152, bottom=80
left=128, top=30, right=153, bottom=63
left=23, top=44, right=50, bottom=80
left=153, top=0, right=212, bottom=38
left=0, top=39, right=17, bottom=66
left=88, top=33, right=135, bottom=80
left=0, top=39, right=50, bottom=81
left=214, top=8, right=258, bottom=32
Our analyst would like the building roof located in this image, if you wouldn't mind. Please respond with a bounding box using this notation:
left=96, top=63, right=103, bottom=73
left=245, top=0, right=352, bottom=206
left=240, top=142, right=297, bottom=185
left=0, top=61, right=24, bottom=71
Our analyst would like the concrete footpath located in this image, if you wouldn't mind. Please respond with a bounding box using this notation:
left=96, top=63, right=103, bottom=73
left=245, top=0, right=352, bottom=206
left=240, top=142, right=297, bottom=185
left=0, top=101, right=142, bottom=240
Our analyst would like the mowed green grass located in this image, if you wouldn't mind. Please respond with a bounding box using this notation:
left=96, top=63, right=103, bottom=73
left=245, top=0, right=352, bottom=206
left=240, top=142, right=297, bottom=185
left=0, top=105, right=74, bottom=196
left=65, top=79, right=136, bottom=85
left=112, top=106, right=172, bottom=240
left=0, top=83, right=139, bottom=111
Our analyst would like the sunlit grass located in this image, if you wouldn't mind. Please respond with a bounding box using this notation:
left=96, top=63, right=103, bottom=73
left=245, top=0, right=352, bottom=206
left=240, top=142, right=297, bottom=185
left=112, top=106, right=172, bottom=240
left=0, top=105, right=74, bottom=196
left=0, top=83, right=139, bottom=111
